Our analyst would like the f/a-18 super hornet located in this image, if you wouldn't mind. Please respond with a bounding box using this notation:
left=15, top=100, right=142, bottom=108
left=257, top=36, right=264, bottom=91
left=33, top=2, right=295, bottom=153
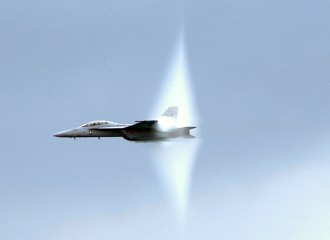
left=54, top=107, right=196, bottom=142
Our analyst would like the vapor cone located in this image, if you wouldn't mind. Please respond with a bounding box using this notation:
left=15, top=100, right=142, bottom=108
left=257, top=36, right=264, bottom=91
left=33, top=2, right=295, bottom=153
left=151, top=32, right=201, bottom=229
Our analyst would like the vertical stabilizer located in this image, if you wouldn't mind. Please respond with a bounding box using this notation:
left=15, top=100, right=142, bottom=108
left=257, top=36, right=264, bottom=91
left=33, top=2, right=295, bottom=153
left=161, top=107, right=179, bottom=119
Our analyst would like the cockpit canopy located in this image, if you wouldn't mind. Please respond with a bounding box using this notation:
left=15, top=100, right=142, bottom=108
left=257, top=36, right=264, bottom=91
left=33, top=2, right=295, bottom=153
left=81, top=120, right=112, bottom=127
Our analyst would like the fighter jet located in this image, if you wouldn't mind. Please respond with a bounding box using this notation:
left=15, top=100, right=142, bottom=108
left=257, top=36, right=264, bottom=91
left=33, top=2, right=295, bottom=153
left=53, top=107, right=196, bottom=142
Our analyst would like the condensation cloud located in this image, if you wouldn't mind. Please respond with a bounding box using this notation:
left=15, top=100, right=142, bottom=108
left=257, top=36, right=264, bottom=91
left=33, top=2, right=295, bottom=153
left=150, top=32, right=201, bottom=230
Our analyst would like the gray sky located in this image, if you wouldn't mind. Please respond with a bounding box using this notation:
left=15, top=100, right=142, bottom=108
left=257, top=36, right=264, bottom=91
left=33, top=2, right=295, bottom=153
left=1, top=0, right=330, bottom=239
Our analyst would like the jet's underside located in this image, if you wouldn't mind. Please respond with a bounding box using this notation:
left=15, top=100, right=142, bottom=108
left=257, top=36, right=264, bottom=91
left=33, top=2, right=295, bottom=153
left=119, top=127, right=195, bottom=141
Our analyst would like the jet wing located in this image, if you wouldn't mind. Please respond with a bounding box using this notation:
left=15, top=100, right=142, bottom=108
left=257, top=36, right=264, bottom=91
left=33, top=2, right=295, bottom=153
left=124, top=120, right=158, bottom=130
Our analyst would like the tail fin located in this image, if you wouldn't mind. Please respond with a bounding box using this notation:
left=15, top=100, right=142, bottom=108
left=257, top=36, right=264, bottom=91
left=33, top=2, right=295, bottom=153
left=161, top=107, right=178, bottom=119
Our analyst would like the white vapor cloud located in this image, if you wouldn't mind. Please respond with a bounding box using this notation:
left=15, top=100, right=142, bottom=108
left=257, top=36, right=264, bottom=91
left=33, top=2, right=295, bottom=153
left=150, top=31, right=201, bottom=231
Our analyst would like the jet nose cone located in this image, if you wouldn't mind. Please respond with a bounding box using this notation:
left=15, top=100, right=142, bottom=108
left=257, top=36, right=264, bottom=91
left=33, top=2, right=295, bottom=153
left=54, top=130, right=71, bottom=137
left=54, top=129, right=76, bottom=138
left=53, top=131, right=64, bottom=137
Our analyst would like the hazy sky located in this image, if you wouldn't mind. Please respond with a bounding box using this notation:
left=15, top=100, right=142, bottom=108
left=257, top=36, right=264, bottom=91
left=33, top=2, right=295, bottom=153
left=1, top=1, right=330, bottom=239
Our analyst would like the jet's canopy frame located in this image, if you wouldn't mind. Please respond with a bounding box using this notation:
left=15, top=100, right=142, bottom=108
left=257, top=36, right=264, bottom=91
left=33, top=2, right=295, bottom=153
left=81, top=121, right=112, bottom=127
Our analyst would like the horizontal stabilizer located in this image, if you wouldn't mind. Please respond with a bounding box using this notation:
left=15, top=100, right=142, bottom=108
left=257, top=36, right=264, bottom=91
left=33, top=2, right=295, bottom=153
left=183, top=134, right=196, bottom=138
left=174, top=126, right=196, bottom=138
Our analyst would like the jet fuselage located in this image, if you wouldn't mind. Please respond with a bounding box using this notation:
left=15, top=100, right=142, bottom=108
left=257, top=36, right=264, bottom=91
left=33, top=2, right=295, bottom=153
left=54, top=107, right=196, bottom=142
